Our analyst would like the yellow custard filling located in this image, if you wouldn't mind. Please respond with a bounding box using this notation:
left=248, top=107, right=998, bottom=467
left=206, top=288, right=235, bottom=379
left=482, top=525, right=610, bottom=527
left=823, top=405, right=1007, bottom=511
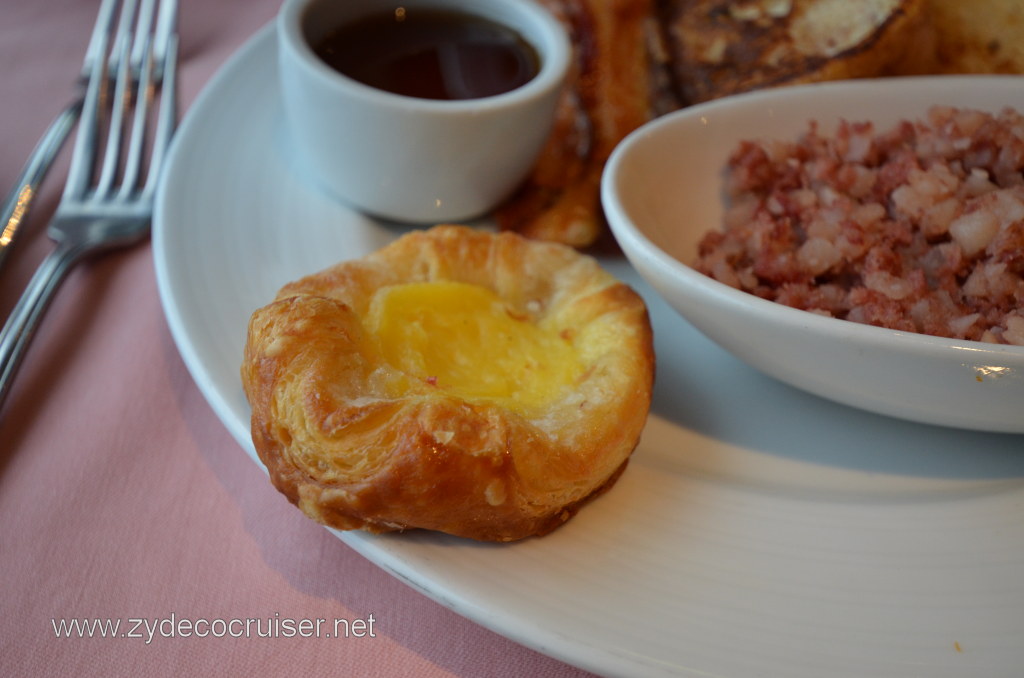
left=365, top=281, right=582, bottom=411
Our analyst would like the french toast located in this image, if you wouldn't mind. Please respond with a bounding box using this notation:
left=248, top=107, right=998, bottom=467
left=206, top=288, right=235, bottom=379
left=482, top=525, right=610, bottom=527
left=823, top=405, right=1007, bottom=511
left=661, top=0, right=933, bottom=104
left=928, top=0, right=1024, bottom=73
left=496, top=0, right=1022, bottom=249
left=494, top=0, right=677, bottom=249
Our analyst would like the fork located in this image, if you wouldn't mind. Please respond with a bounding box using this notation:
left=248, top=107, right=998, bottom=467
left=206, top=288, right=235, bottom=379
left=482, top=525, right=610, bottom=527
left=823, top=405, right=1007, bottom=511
left=0, top=0, right=178, bottom=412
left=0, top=0, right=129, bottom=273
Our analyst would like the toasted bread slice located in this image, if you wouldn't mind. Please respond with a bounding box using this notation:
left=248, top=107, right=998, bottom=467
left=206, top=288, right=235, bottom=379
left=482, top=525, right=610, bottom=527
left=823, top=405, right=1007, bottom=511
left=494, top=0, right=676, bottom=249
left=928, top=0, right=1024, bottom=73
left=663, top=0, right=933, bottom=104
left=497, top=0, right=1023, bottom=251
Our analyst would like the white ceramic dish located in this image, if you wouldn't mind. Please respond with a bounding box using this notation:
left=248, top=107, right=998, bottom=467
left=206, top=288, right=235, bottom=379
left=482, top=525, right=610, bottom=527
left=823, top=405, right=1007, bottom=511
left=154, top=27, right=1024, bottom=678
left=603, top=76, right=1024, bottom=434
left=277, top=0, right=569, bottom=222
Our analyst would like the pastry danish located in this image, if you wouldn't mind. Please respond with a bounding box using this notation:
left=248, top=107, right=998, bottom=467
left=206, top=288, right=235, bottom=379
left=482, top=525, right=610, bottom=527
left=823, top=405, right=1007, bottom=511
left=241, top=225, right=654, bottom=541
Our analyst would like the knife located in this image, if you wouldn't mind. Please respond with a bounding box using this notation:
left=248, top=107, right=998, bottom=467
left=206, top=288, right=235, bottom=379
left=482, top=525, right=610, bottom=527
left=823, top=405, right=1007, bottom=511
left=0, top=0, right=120, bottom=275
left=0, top=103, right=82, bottom=272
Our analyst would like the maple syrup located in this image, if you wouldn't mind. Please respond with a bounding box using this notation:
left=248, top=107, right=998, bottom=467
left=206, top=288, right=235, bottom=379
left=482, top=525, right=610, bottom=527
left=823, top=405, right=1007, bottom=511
left=313, top=8, right=540, bottom=100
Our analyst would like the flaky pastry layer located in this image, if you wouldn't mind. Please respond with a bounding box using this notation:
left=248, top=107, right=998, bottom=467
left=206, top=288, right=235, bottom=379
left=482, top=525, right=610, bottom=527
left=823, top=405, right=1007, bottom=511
left=241, top=225, right=654, bottom=541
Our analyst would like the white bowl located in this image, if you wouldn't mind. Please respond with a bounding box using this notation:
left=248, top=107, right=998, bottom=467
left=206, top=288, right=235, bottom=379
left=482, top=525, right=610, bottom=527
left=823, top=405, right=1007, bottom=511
left=277, top=0, right=569, bottom=223
left=602, top=75, right=1024, bottom=433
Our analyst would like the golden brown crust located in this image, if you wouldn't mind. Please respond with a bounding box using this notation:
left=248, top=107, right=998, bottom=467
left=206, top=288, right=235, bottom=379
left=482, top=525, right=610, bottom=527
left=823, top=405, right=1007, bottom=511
left=494, top=0, right=1024, bottom=251
left=927, top=0, right=1024, bottom=74
left=494, top=0, right=669, bottom=249
left=241, top=225, right=654, bottom=542
left=664, top=0, right=933, bottom=104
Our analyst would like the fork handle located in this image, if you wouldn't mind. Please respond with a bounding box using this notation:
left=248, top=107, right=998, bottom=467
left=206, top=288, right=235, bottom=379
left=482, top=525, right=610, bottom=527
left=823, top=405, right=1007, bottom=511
left=0, top=238, right=92, bottom=412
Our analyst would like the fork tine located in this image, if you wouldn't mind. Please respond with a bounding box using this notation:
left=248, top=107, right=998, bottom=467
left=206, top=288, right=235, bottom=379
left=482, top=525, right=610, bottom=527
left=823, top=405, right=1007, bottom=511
left=122, top=0, right=178, bottom=199
left=95, top=0, right=139, bottom=197
left=63, top=0, right=146, bottom=202
left=61, top=3, right=117, bottom=202
left=114, top=0, right=157, bottom=196
left=142, top=2, right=179, bottom=197
left=81, top=0, right=121, bottom=79
left=151, top=0, right=177, bottom=82
left=129, top=0, right=156, bottom=74
left=67, top=0, right=177, bottom=203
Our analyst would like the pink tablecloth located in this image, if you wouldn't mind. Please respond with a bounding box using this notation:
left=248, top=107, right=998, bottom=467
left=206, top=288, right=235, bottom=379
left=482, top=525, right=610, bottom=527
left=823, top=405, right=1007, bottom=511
left=0, top=1, right=594, bottom=675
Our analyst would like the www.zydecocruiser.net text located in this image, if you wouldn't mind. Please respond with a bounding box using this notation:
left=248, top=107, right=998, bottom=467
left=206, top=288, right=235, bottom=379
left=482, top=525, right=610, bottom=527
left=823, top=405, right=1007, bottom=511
left=51, top=613, right=377, bottom=644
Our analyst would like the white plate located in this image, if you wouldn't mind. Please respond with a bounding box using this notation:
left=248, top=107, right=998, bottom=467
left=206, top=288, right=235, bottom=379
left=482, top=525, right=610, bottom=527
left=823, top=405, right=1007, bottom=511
left=154, top=25, right=1024, bottom=678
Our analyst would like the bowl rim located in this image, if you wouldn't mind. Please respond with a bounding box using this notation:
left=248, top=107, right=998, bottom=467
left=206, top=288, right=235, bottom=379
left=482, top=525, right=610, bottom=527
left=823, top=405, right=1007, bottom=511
left=602, top=75, right=1024, bottom=361
left=276, top=0, right=572, bottom=113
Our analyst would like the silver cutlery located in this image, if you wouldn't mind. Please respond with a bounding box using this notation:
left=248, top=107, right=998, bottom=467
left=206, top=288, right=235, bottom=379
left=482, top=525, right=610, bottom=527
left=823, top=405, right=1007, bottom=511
left=0, top=0, right=148, bottom=274
left=0, top=0, right=178, bottom=411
